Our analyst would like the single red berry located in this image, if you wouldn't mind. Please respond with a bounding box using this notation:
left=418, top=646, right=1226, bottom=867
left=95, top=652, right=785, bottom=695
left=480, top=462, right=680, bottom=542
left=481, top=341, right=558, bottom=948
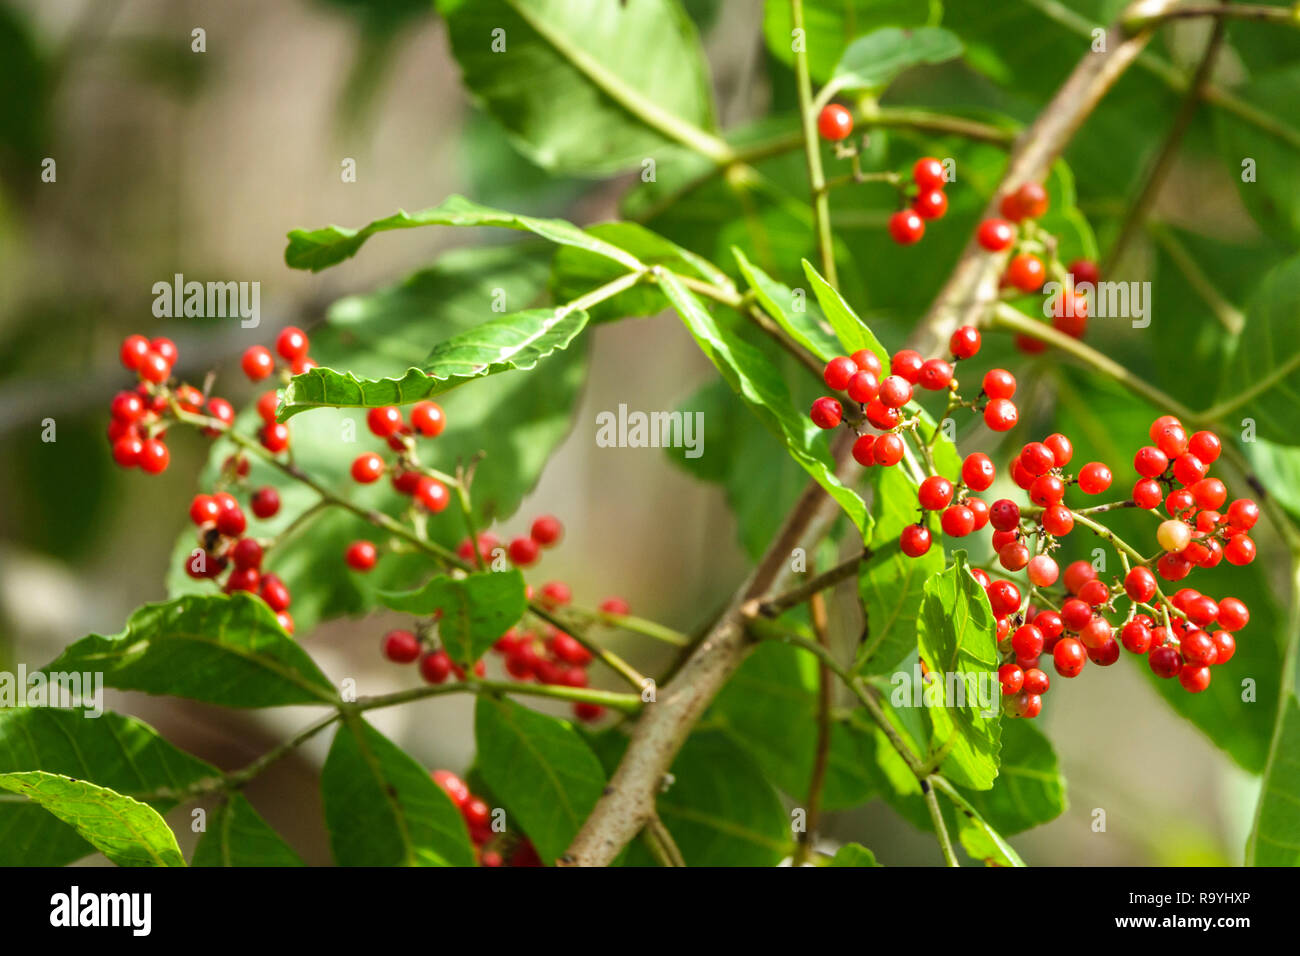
left=382, top=629, right=421, bottom=664
left=999, top=541, right=1030, bottom=571
left=1133, top=446, right=1169, bottom=478
left=1178, top=663, right=1211, bottom=693
left=976, top=218, right=1015, bottom=252
left=998, top=663, right=1024, bottom=695
left=1067, top=259, right=1100, bottom=286
left=1041, top=433, right=1071, bottom=467
left=850, top=349, right=883, bottom=377
left=1120, top=620, right=1152, bottom=654
left=147, top=337, right=178, bottom=366
left=912, top=188, right=948, bottom=220
left=824, top=356, right=857, bottom=391
left=961, top=453, right=995, bottom=491
left=918, top=359, right=953, bottom=391
left=1017, top=442, right=1052, bottom=477
left=291, top=355, right=317, bottom=375
left=918, top=476, right=954, bottom=511
left=1053, top=637, right=1086, bottom=677
left=888, top=210, right=925, bottom=245
left=846, top=370, right=880, bottom=403
left=1000, top=182, right=1049, bottom=222
left=112, top=434, right=144, bottom=468
left=1123, top=566, right=1156, bottom=603
left=420, top=650, right=453, bottom=684
left=1217, top=597, right=1249, bottom=631
left=810, top=396, right=843, bottom=430
left=138, top=438, right=170, bottom=474
left=1172, top=453, right=1207, bottom=487
left=574, top=702, right=605, bottom=723
left=1191, top=478, right=1226, bottom=511
left=345, top=540, right=378, bottom=572
left=989, top=499, right=1020, bottom=532
left=1041, top=504, right=1073, bottom=537
left=600, top=596, right=631, bottom=615
left=366, top=406, right=403, bottom=438
left=139, top=351, right=171, bottom=384
left=120, top=335, right=150, bottom=371
left=432, top=770, right=470, bottom=808
left=865, top=400, right=901, bottom=430
left=1148, top=644, right=1183, bottom=679
left=1224, top=535, right=1256, bottom=566
left=188, top=494, right=218, bottom=526
left=1061, top=598, right=1093, bottom=632
left=205, top=397, right=235, bottom=435
left=1211, top=631, right=1237, bottom=664
left=878, top=375, right=914, bottom=409
left=1132, top=478, right=1163, bottom=509
left=984, top=398, right=1018, bottom=432
left=873, top=433, right=905, bottom=466
left=530, top=515, right=563, bottom=547
left=508, top=536, right=540, bottom=566
left=890, top=350, right=924, bottom=383
left=1007, top=253, right=1045, bottom=292
left=259, top=574, right=291, bottom=612
left=913, top=157, right=946, bottom=191
left=275, top=326, right=310, bottom=361
left=1012, top=624, right=1044, bottom=659
left=851, top=434, right=876, bottom=467
left=1022, top=667, right=1050, bottom=695
left=1187, top=430, right=1221, bottom=464
left=232, top=537, right=263, bottom=570
left=1077, top=461, right=1113, bottom=494
left=416, top=477, right=450, bottom=513
left=110, top=391, right=145, bottom=423
left=942, top=505, right=975, bottom=538
left=241, top=346, right=275, bottom=381
left=260, top=423, right=290, bottom=453
left=351, top=452, right=385, bottom=484
left=987, top=580, right=1022, bottom=617
left=982, top=369, right=1016, bottom=400
left=251, top=487, right=281, bottom=519
left=1027, top=555, right=1059, bottom=588
left=226, top=566, right=261, bottom=593
left=817, top=103, right=854, bottom=141
left=1078, top=579, right=1110, bottom=610
left=1226, top=499, right=1260, bottom=532
left=949, top=326, right=981, bottom=360
left=900, top=524, right=932, bottom=557
left=1029, top=474, right=1065, bottom=506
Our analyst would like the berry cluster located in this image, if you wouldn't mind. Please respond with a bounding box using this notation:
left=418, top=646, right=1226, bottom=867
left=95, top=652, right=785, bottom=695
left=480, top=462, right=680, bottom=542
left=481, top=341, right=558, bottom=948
left=809, top=325, right=1018, bottom=471
left=896, top=411, right=1256, bottom=717
left=974, top=182, right=1099, bottom=350
left=380, top=513, right=629, bottom=724
left=183, top=486, right=294, bottom=633
left=430, top=770, right=542, bottom=866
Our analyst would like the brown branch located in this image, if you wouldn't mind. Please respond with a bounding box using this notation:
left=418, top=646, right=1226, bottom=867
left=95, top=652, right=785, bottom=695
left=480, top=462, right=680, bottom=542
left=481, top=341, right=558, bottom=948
left=559, top=0, right=1181, bottom=868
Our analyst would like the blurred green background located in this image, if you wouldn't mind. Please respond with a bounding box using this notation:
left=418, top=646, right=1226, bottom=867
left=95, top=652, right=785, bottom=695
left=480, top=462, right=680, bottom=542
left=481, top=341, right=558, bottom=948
left=1, top=0, right=1295, bottom=865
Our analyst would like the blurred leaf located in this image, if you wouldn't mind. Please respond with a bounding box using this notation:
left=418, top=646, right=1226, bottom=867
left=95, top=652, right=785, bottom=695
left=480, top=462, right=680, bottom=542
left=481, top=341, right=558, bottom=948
left=711, top=640, right=877, bottom=810
left=459, top=110, right=588, bottom=216
left=44, top=594, right=337, bottom=708
left=949, top=788, right=1025, bottom=867
left=191, top=794, right=303, bottom=867
left=438, top=0, right=717, bottom=177
left=762, top=0, right=934, bottom=82
left=960, top=719, right=1065, bottom=835
left=0, top=708, right=214, bottom=866
left=1245, top=438, right=1300, bottom=523
left=0, top=5, right=47, bottom=178
left=829, top=841, right=880, bottom=866
left=285, top=194, right=641, bottom=272
left=734, top=247, right=841, bottom=361
left=550, top=221, right=728, bottom=322
left=474, top=696, right=606, bottom=865
left=1248, top=694, right=1300, bottom=865
left=378, top=569, right=527, bottom=666
left=856, top=466, right=943, bottom=675
left=824, top=26, right=963, bottom=99
left=322, top=717, right=475, bottom=866
left=1217, top=253, right=1300, bottom=446
left=659, top=270, right=871, bottom=537
left=279, top=305, right=589, bottom=420
left=916, top=551, right=1001, bottom=790
left=652, top=730, right=790, bottom=866
left=1215, top=64, right=1300, bottom=245
left=0, top=772, right=184, bottom=867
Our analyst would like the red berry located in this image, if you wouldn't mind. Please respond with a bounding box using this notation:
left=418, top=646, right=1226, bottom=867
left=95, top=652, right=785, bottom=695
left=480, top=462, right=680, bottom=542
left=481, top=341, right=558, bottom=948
left=918, top=359, right=954, bottom=391
left=1041, top=504, right=1073, bottom=537
left=918, top=476, right=954, bottom=511
left=226, top=566, right=260, bottom=593
left=188, top=494, right=218, bottom=525
left=999, top=663, right=1024, bottom=695
left=1172, top=453, right=1207, bottom=487
left=913, top=157, right=946, bottom=190
left=976, top=218, right=1015, bottom=252
left=989, top=499, right=1020, bottom=532
left=818, top=103, right=853, bottom=141
left=1132, top=478, right=1162, bottom=509
left=1226, top=499, right=1260, bottom=532
left=878, top=375, right=914, bottom=409
left=873, top=433, right=904, bottom=466
left=600, top=597, right=630, bottom=615
left=900, top=524, right=932, bottom=557
left=1217, top=597, right=1249, bottom=631
left=1000, top=182, right=1049, bottom=222
left=1211, top=631, right=1237, bottom=664
left=823, top=357, right=856, bottom=391
left=351, top=452, right=385, bottom=484
left=888, top=210, right=925, bottom=245
left=1061, top=598, right=1093, bottom=632
left=1067, top=259, right=1100, bottom=286
left=574, top=702, right=605, bottom=723
left=999, top=541, right=1030, bottom=571
left=961, top=453, right=995, bottom=491
left=241, top=346, right=275, bottom=381
left=1022, top=667, right=1050, bottom=695
left=1029, top=474, right=1065, bottom=506
left=420, top=650, right=453, bottom=684
left=275, top=326, right=310, bottom=361
left=984, top=398, right=1018, bottom=432
left=1191, top=478, right=1226, bottom=511
left=949, top=326, right=981, bottom=360
left=864, top=399, right=901, bottom=430
left=850, top=349, right=883, bottom=378
left=366, top=406, right=403, bottom=438
left=851, top=434, right=876, bottom=467
left=1012, top=624, right=1044, bottom=659
left=982, top=369, right=1016, bottom=400
left=1187, top=430, right=1221, bottom=464
left=1043, top=433, right=1072, bottom=466
left=1027, top=555, right=1059, bottom=587
left=112, top=434, right=144, bottom=468
left=432, top=770, right=470, bottom=808
left=1148, top=644, right=1183, bottom=678
left=410, top=401, right=446, bottom=438
left=508, top=536, right=540, bottom=566
left=1133, top=446, right=1168, bottom=477
left=416, top=477, right=450, bottom=513
left=1224, top=535, right=1256, bottom=565
left=260, top=423, right=290, bottom=454
left=251, top=487, right=281, bottom=519
left=260, top=574, right=291, bottom=612
left=846, top=370, right=880, bottom=403
left=1178, top=663, right=1211, bottom=693
left=381, top=630, right=420, bottom=663
left=1007, top=253, right=1045, bottom=292
left=1077, top=462, right=1113, bottom=494
left=912, top=188, right=948, bottom=220
left=942, top=505, right=975, bottom=538
left=345, top=540, right=377, bottom=571
left=139, top=352, right=170, bottom=384
left=232, top=537, right=263, bottom=570
left=987, top=580, right=1021, bottom=617
left=810, top=396, right=843, bottom=430
left=1053, top=637, right=1086, bottom=677
left=1121, top=620, right=1152, bottom=654
left=890, top=350, right=924, bottom=383
left=1124, top=566, right=1157, bottom=603
left=138, top=438, right=170, bottom=474
left=120, top=335, right=150, bottom=371
left=530, top=515, right=563, bottom=547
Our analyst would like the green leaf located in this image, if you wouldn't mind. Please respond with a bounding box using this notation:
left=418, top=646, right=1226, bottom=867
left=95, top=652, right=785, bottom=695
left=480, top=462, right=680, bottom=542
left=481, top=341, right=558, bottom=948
left=949, top=789, right=1025, bottom=867
left=829, top=842, right=880, bottom=866
left=711, top=640, right=876, bottom=810
left=474, top=696, right=607, bottom=865
left=279, top=304, right=590, bottom=420
left=1215, top=65, right=1300, bottom=245
left=438, top=0, right=717, bottom=176
left=321, top=716, right=475, bottom=866
left=856, top=465, right=944, bottom=675
left=915, top=551, right=1001, bottom=790
left=191, top=794, right=303, bottom=867
left=1245, top=438, right=1300, bottom=523
left=0, top=708, right=215, bottom=866
left=1217, top=253, right=1300, bottom=446
left=0, top=772, right=184, bottom=867
left=1248, top=693, right=1300, bottom=865
left=733, top=247, right=841, bottom=361
left=657, top=269, right=870, bottom=537
left=824, top=27, right=963, bottom=99
left=652, top=730, right=790, bottom=866
left=801, top=258, right=876, bottom=356
left=43, top=594, right=337, bottom=708
left=378, top=569, right=527, bottom=666
left=762, top=0, right=933, bottom=83
left=960, top=720, right=1066, bottom=836
left=284, top=194, right=641, bottom=272
left=551, top=221, right=728, bottom=323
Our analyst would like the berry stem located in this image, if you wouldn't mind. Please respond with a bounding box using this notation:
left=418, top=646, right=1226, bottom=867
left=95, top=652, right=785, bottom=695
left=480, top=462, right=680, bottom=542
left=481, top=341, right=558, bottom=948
left=922, top=778, right=961, bottom=867
left=752, top=546, right=873, bottom=618
left=790, top=0, right=838, bottom=288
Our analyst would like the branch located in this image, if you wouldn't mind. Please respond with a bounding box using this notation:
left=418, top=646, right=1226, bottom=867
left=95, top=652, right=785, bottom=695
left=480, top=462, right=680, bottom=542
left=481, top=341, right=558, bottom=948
left=752, top=547, right=870, bottom=618
left=791, top=0, right=837, bottom=286
left=1125, top=2, right=1300, bottom=30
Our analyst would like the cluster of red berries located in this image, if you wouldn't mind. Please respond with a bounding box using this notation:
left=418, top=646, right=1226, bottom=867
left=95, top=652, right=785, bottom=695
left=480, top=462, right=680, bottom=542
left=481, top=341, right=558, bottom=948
left=809, top=325, right=1019, bottom=467
left=109, top=335, right=236, bottom=474
left=895, top=412, right=1257, bottom=717
left=238, top=326, right=321, bottom=455
left=430, top=769, right=542, bottom=866
left=183, top=484, right=295, bottom=633
left=379, top=513, right=629, bottom=724
left=973, top=182, right=1099, bottom=350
